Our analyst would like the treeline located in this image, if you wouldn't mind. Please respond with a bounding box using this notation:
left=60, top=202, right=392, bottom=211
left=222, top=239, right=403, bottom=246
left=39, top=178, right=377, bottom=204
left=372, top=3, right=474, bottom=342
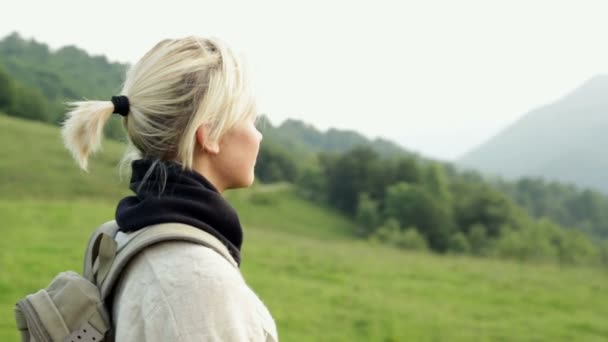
left=257, top=118, right=608, bottom=240
left=256, top=140, right=608, bottom=266
left=495, top=177, right=608, bottom=239
left=271, top=118, right=407, bottom=156
left=0, top=32, right=127, bottom=139
left=0, top=67, right=47, bottom=122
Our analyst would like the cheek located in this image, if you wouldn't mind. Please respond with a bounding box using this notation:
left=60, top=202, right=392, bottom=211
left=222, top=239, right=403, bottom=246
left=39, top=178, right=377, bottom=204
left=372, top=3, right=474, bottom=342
left=242, top=128, right=261, bottom=158
left=221, top=129, right=260, bottom=185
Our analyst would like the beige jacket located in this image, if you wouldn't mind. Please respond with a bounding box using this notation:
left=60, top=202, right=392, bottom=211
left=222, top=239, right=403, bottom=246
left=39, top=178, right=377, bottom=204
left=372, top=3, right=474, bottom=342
left=111, top=230, right=278, bottom=341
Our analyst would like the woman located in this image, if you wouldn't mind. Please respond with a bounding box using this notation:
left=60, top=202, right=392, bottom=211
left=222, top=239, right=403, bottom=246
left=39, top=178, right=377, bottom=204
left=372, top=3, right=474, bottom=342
left=61, top=37, right=278, bottom=341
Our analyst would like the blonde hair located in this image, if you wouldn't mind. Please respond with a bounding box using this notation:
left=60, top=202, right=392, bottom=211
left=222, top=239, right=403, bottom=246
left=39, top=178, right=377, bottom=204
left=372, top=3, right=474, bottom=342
left=61, top=36, right=257, bottom=173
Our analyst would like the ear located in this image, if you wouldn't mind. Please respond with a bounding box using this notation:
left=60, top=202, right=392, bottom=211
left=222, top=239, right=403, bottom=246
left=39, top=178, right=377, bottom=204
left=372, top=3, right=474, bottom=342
left=195, top=125, right=220, bottom=155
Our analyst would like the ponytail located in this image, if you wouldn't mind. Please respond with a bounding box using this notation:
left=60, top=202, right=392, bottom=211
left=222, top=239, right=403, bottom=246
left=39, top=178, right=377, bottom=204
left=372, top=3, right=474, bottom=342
left=61, top=100, right=116, bottom=171
left=60, top=36, right=255, bottom=174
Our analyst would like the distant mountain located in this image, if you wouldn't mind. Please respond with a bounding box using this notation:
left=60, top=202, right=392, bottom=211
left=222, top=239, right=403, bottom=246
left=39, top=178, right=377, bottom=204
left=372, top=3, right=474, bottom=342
left=459, top=75, right=608, bottom=193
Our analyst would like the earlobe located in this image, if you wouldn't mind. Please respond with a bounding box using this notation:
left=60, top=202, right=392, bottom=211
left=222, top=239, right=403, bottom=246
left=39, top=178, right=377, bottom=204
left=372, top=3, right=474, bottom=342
left=204, top=141, right=220, bottom=154
left=195, top=125, right=221, bottom=155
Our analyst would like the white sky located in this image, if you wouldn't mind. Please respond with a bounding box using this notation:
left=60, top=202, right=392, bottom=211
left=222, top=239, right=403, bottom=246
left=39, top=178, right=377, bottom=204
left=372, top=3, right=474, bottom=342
left=3, top=0, right=608, bottom=160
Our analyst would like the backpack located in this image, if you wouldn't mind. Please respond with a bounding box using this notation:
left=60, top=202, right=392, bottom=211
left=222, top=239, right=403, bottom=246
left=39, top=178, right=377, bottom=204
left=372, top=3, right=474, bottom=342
left=14, top=221, right=236, bottom=342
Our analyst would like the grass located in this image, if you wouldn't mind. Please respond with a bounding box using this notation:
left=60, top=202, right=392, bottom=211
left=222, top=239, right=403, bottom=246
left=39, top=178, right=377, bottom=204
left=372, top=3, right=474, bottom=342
left=1, top=199, right=607, bottom=341
left=2, top=114, right=608, bottom=341
left=0, top=113, right=130, bottom=201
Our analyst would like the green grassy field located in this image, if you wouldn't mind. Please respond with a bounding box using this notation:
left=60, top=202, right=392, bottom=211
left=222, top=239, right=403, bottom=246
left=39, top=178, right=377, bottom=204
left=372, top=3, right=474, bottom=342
left=2, top=114, right=608, bottom=341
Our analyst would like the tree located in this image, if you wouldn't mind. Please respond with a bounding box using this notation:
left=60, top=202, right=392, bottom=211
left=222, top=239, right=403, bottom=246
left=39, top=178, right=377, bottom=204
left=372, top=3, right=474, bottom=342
left=370, top=218, right=401, bottom=245
left=397, top=228, right=429, bottom=251
left=355, top=192, right=380, bottom=237
left=494, top=220, right=559, bottom=263
left=599, top=240, right=608, bottom=267
left=390, top=156, right=421, bottom=185
left=323, top=146, right=380, bottom=215
left=384, top=182, right=453, bottom=252
left=295, top=164, right=326, bottom=202
left=452, top=182, right=516, bottom=238
left=424, top=163, right=452, bottom=203
left=468, top=224, right=489, bottom=256
left=448, top=231, right=471, bottom=254
left=10, top=84, right=48, bottom=121
left=255, top=143, right=299, bottom=183
left=556, top=229, right=600, bottom=265
left=0, top=67, right=15, bottom=111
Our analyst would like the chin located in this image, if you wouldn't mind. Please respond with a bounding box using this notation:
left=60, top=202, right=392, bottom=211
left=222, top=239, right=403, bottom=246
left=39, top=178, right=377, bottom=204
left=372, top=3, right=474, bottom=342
left=228, top=175, right=255, bottom=190
left=244, top=175, right=255, bottom=188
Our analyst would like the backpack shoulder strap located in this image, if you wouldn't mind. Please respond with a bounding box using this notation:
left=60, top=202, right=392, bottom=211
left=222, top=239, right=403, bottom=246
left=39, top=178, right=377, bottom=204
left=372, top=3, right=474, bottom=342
left=96, top=222, right=239, bottom=302
left=83, top=220, right=120, bottom=283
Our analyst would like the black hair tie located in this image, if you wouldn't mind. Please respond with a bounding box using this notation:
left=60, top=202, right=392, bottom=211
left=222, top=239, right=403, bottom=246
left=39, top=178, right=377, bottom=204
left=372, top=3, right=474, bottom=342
left=111, top=95, right=130, bottom=117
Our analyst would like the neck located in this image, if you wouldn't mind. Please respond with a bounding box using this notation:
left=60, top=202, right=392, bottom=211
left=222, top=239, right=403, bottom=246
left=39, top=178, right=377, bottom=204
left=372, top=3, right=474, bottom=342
left=115, top=158, right=244, bottom=265
left=192, top=156, right=225, bottom=193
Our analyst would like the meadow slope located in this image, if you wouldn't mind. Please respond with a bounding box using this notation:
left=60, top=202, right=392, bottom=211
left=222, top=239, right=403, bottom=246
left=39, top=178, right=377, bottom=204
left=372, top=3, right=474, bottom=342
left=1, top=114, right=607, bottom=341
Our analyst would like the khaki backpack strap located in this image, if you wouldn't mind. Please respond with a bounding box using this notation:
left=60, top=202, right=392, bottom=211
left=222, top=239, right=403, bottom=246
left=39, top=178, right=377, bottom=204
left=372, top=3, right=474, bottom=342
left=99, top=222, right=238, bottom=301
left=84, top=221, right=120, bottom=283
left=93, top=234, right=118, bottom=285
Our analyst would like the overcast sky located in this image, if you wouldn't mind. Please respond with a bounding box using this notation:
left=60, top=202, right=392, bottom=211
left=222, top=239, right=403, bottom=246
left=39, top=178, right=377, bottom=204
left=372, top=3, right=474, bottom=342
left=3, top=0, right=608, bottom=160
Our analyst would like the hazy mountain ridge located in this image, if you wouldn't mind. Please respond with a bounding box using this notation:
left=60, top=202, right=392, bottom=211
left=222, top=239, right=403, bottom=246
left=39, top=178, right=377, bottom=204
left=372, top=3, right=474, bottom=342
left=459, top=75, right=608, bottom=193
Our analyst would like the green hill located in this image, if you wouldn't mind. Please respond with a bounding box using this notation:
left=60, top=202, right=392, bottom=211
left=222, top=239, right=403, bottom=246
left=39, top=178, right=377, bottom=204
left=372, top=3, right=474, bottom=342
left=0, top=113, right=129, bottom=200
left=459, top=75, right=608, bottom=194
left=1, top=108, right=608, bottom=341
left=0, top=32, right=127, bottom=137
left=259, top=116, right=413, bottom=158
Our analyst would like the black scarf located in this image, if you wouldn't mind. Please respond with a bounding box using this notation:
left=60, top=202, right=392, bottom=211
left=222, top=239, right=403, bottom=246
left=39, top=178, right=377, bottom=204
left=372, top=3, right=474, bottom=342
left=115, top=159, right=243, bottom=266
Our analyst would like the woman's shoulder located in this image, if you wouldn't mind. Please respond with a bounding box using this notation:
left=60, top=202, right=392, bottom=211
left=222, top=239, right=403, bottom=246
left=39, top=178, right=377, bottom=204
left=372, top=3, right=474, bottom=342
left=113, top=224, right=239, bottom=268
left=120, top=237, right=243, bottom=288
left=112, top=241, right=270, bottom=341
